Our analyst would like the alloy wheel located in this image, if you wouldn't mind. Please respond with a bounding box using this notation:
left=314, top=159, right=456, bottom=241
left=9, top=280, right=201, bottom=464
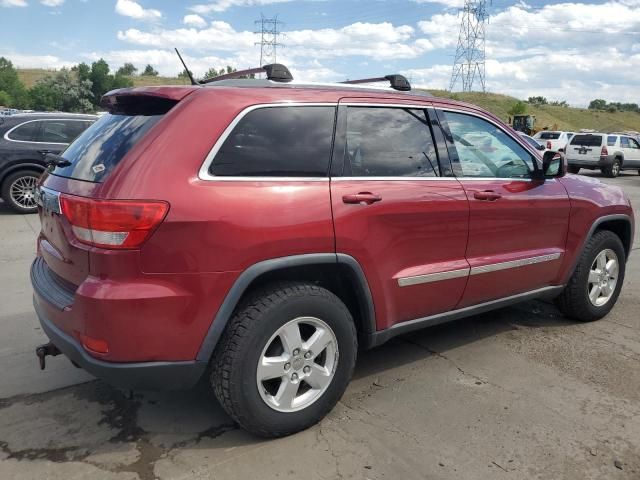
left=256, top=316, right=338, bottom=413
left=9, top=175, right=38, bottom=210
left=587, top=248, right=619, bottom=307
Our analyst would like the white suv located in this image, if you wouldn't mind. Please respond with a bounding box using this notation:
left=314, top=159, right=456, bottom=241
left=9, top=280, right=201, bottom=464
left=533, top=131, right=574, bottom=152
left=565, top=133, right=640, bottom=177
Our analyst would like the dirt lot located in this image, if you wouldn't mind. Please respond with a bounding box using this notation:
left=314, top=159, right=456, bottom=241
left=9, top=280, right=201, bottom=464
left=1, top=171, right=639, bottom=480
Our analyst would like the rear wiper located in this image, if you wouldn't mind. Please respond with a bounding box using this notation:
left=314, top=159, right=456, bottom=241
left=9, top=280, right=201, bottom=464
left=45, top=153, right=71, bottom=168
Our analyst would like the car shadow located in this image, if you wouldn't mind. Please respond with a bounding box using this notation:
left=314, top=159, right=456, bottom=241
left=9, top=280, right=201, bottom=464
left=0, top=298, right=579, bottom=466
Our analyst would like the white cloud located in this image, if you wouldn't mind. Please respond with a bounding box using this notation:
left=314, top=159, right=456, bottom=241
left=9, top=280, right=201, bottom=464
left=412, top=0, right=465, bottom=9
left=183, top=14, right=207, bottom=28
left=40, top=0, right=64, bottom=6
left=1, top=0, right=27, bottom=6
left=190, top=0, right=293, bottom=14
left=1, top=52, right=74, bottom=69
left=118, top=21, right=433, bottom=61
left=115, top=0, right=161, bottom=21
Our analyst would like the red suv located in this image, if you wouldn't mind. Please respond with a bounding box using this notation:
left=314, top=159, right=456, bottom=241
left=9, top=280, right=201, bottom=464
left=31, top=67, right=634, bottom=437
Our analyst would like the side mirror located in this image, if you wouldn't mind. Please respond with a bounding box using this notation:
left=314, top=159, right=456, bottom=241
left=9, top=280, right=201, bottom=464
left=541, top=151, right=567, bottom=178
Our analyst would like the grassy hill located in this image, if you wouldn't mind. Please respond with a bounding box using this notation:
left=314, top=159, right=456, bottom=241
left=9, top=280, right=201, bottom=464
left=16, top=68, right=640, bottom=132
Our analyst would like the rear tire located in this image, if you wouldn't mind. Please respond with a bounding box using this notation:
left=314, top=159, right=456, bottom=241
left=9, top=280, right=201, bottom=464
left=568, top=165, right=581, bottom=174
left=211, top=282, right=357, bottom=437
left=1, top=170, right=41, bottom=214
left=555, top=230, right=625, bottom=322
left=602, top=158, right=621, bottom=178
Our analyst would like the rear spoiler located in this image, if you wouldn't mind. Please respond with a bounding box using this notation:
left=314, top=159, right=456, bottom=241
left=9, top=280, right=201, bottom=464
left=100, top=87, right=195, bottom=114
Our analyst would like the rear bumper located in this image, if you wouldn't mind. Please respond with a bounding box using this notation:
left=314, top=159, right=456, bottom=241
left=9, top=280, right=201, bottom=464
left=33, top=296, right=207, bottom=390
left=567, top=155, right=613, bottom=168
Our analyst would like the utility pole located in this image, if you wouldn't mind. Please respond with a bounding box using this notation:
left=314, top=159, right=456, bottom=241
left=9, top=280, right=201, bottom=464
left=449, top=0, right=489, bottom=92
left=255, top=15, right=284, bottom=66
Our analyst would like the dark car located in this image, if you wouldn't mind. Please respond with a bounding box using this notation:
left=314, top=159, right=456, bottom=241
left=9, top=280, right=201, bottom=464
left=32, top=68, right=634, bottom=437
left=0, top=113, right=97, bottom=213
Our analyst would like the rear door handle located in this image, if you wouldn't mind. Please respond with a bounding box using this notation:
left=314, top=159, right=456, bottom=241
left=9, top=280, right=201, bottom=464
left=342, top=192, right=382, bottom=205
left=473, top=190, right=502, bottom=201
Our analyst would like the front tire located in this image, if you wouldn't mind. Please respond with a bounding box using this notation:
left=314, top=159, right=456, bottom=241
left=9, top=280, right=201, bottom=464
left=1, top=170, right=41, bottom=214
left=555, top=230, right=625, bottom=321
left=211, top=282, right=357, bottom=437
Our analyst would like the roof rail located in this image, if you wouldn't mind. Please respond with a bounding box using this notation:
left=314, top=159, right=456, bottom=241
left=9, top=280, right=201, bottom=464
left=202, top=63, right=293, bottom=84
left=341, top=74, right=411, bottom=92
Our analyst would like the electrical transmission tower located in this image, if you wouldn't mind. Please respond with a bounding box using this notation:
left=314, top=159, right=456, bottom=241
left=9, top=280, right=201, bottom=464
left=255, top=15, right=284, bottom=66
left=449, top=0, right=489, bottom=92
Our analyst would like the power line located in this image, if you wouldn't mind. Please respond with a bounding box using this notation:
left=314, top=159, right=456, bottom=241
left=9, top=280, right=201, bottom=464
left=449, top=0, right=490, bottom=92
left=255, top=14, right=285, bottom=66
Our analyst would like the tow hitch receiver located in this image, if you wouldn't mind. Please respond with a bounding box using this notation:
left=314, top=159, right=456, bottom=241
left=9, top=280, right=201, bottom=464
left=36, top=342, right=61, bottom=370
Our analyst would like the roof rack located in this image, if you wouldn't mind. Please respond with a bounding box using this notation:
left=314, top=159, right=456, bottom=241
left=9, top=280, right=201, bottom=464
left=202, top=63, right=293, bottom=84
left=340, top=74, right=411, bottom=92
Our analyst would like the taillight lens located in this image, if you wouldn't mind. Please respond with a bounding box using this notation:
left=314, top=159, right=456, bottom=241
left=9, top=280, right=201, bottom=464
left=60, top=194, right=169, bottom=249
left=546, top=141, right=552, bottom=149
left=601, top=146, right=608, bottom=156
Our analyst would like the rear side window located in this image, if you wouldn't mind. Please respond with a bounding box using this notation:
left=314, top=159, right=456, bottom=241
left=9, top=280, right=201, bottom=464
left=210, top=106, right=336, bottom=177
left=607, top=136, right=617, bottom=146
left=538, top=132, right=561, bottom=140
left=7, top=121, right=40, bottom=141
left=570, top=135, right=603, bottom=147
left=344, top=107, right=439, bottom=177
left=53, top=114, right=163, bottom=182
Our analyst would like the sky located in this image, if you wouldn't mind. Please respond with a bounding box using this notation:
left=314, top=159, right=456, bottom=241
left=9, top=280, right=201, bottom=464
left=1, top=0, right=639, bottom=106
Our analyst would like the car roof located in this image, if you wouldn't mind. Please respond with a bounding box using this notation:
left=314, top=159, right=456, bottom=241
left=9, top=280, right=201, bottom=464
left=7, top=112, right=98, bottom=119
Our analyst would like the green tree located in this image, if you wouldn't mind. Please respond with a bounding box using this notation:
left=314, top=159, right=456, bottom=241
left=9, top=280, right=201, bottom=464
left=29, top=69, right=94, bottom=112
left=201, top=65, right=254, bottom=81
left=89, top=59, right=112, bottom=105
left=142, top=64, right=158, bottom=76
left=588, top=99, right=607, bottom=110
left=508, top=100, right=527, bottom=115
left=116, top=62, right=138, bottom=76
left=72, top=62, right=91, bottom=82
left=0, top=90, right=11, bottom=107
left=527, top=96, right=548, bottom=106
left=0, top=57, right=29, bottom=108
left=178, top=68, right=194, bottom=79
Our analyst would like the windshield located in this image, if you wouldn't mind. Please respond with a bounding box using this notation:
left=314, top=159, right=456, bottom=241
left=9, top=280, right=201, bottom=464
left=52, top=113, right=163, bottom=182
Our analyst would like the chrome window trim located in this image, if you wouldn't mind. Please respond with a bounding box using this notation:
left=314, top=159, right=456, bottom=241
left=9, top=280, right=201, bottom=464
left=469, top=253, right=561, bottom=276
left=397, top=268, right=469, bottom=287
left=3, top=119, right=91, bottom=145
left=198, top=102, right=338, bottom=181
left=36, top=186, right=61, bottom=214
left=331, top=176, right=548, bottom=182
left=396, top=253, right=561, bottom=287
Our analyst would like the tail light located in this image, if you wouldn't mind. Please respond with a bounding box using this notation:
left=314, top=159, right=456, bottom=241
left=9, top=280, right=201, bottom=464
left=546, top=141, right=552, bottom=149
left=60, top=194, right=169, bottom=249
left=601, top=146, right=608, bottom=156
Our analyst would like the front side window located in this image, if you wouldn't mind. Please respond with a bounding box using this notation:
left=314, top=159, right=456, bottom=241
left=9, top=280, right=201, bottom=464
left=344, top=107, right=439, bottom=177
left=441, top=111, right=534, bottom=178
left=620, top=137, right=630, bottom=148
left=210, top=106, right=336, bottom=177
left=628, top=138, right=640, bottom=149
left=7, top=121, right=40, bottom=141
left=40, top=120, right=92, bottom=144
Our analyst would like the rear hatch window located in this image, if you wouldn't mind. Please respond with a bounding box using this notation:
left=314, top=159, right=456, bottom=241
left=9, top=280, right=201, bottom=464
left=570, top=135, right=602, bottom=147
left=538, top=132, right=561, bottom=140
left=51, top=113, right=163, bottom=182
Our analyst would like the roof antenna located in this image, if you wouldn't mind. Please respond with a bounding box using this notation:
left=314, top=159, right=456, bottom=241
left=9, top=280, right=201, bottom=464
left=174, top=48, right=200, bottom=86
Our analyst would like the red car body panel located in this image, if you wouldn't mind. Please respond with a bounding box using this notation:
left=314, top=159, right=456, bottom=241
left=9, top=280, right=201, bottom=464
left=31, top=84, right=635, bottom=380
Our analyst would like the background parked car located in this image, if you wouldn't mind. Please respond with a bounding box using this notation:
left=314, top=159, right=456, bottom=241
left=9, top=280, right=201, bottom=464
left=0, top=113, right=96, bottom=213
left=518, top=132, right=547, bottom=152
left=565, top=133, right=640, bottom=177
left=533, top=131, right=574, bottom=153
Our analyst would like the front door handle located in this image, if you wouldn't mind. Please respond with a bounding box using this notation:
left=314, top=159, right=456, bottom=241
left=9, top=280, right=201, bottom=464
left=342, top=192, right=382, bottom=205
left=473, top=190, right=502, bottom=201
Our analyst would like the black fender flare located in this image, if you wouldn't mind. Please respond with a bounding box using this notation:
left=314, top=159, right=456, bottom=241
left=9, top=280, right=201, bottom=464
left=0, top=162, right=46, bottom=186
left=561, top=213, right=633, bottom=284
left=195, top=253, right=376, bottom=362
